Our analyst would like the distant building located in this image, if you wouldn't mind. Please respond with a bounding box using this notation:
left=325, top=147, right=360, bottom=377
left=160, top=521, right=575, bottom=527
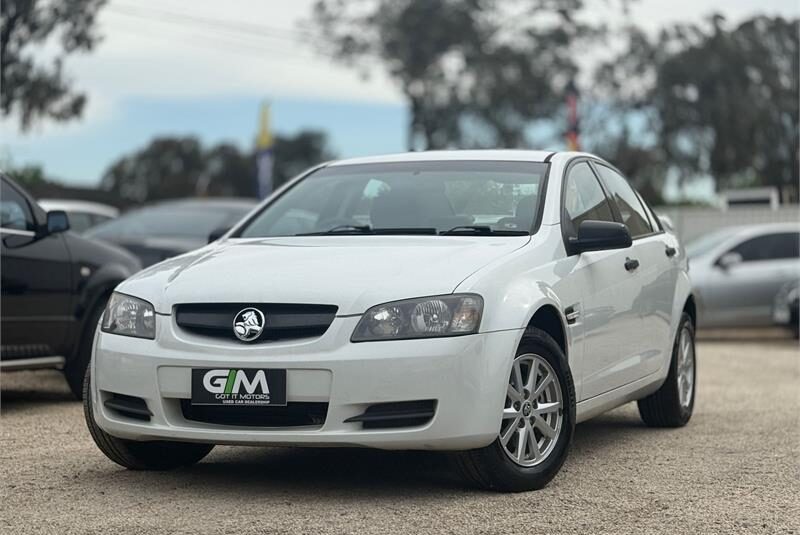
left=720, top=187, right=780, bottom=211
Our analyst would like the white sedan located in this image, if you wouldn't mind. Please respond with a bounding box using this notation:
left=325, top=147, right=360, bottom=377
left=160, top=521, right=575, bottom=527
left=84, top=150, right=695, bottom=492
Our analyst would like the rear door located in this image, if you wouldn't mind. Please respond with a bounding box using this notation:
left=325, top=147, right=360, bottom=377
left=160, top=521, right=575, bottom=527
left=1, top=179, right=73, bottom=359
left=592, top=163, right=675, bottom=381
left=703, top=231, right=800, bottom=326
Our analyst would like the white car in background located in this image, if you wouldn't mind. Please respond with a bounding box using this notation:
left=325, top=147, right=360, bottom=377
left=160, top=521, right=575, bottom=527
left=85, top=150, right=695, bottom=492
left=39, top=199, right=119, bottom=233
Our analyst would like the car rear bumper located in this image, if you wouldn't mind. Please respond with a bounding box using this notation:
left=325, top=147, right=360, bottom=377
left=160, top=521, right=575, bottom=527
left=91, top=315, right=521, bottom=450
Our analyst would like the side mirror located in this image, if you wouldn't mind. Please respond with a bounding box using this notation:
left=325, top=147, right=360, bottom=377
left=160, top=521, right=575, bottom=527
left=716, top=252, right=742, bottom=270
left=569, top=220, right=632, bottom=254
left=208, top=226, right=230, bottom=243
left=45, top=210, right=70, bottom=235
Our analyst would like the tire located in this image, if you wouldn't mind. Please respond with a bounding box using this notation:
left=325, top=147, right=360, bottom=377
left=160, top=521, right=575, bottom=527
left=454, top=327, right=576, bottom=492
left=64, top=300, right=106, bottom=400
left=637, top=312, right=696, bottom=427
left=83, top=370, right=214, bottom=470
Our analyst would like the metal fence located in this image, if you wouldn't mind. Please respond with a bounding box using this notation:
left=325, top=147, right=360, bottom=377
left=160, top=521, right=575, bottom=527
left=655, top=205, right=800, bottom=244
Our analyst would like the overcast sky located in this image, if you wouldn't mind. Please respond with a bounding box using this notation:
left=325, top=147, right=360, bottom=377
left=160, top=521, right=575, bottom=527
left=1, top=0, right=798, bottom=191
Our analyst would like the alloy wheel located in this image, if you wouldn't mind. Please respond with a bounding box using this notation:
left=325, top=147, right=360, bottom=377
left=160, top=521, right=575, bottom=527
left=676, top=325, right=695, bottom=409
left=500, top=353, right=563, bottom=467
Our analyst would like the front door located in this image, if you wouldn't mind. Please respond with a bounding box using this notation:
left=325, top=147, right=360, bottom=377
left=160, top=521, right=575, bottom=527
left=1, top=179, right=73, bottom=359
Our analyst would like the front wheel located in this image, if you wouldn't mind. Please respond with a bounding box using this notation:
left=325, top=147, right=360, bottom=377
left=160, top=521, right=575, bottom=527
left=637, top=312, right=696, bottom=427
left=83, top=371, right=214, bottom=470
left=454, top=328, right=575, bottom=492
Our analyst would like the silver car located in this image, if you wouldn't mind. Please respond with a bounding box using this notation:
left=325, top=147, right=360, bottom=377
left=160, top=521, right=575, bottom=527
left=688, top=223, right=800, bottom=328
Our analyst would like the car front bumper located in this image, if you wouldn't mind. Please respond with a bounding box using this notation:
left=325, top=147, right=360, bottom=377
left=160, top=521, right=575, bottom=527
left=91, top=315, right=521, bottom=451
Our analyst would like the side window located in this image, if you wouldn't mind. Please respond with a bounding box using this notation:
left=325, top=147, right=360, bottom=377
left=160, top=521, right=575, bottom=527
left=594, top=165, right=653, bottom=238
left=1, top=180, right=35, bottom=231
left=729, top=233, right=800, bottom=262
left=65, top=212, right=93, bottom=233
left=563, top=162, right=615, bottom=232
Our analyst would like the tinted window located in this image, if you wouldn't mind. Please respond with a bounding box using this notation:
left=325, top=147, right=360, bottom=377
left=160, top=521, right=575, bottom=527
left=239, top=161, right=547, bottom=238
left=563, top=162, right=615, bottom=232
left=729, top=233, right=800, bottom=262
left=65, top=212, right=94, bottom=233
left=87, top=204, right=253, bottom=240
left=594, top=165, right=653, bottom=238
left=1, top=181, right=34, bottom=231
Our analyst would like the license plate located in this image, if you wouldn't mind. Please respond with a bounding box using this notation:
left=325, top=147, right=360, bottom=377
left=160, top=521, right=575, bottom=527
left=191, top=368, right=287, bottom=407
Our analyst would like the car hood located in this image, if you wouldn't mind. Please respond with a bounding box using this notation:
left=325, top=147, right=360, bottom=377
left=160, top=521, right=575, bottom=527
left=118, top=235, right=530, bottom=315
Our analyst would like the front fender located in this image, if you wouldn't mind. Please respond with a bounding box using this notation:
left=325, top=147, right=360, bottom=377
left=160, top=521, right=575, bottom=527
left=71, top=262, right=136, bottom=357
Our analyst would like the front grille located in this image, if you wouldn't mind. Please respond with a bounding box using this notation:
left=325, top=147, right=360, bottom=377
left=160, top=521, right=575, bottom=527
left=174, top=303, right=338, bottom=342
left=181, top=400, right=328, bottom=427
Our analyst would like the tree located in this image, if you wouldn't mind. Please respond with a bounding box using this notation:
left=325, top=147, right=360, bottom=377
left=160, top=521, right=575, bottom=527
left=656, top=15, right=799, bottom=200
left=595, top=15, right=799, bottom=202
left=1, top=0, right=107, bottom=130
left=100, top=131, right=336, bottom=204
left=311, top=0, right=616, bottom=150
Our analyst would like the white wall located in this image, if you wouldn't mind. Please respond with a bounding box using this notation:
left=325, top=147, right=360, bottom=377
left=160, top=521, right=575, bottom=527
left=655, top=205, right=800, bottom=244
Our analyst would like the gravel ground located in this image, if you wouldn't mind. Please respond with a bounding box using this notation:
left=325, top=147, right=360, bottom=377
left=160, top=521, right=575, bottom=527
left=1, top=337, right=798, bottom=534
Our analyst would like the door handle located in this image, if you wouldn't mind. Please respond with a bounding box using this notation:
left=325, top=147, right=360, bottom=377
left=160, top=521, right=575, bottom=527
left=624, top=257, right=640, bottom=272
left=665, top=246, right=677, bottom=258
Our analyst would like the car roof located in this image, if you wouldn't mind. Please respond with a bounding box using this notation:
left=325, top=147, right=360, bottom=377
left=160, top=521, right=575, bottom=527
left=726, top=222, right=800, bottom=236
left=38, top=199, right=119, bottom=218
left=327, top=149, right=558, bottom=167
left=141, top=198, right=258, bottom=210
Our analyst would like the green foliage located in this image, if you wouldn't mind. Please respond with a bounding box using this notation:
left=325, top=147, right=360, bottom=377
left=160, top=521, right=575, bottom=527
left=311, top=0, right=615, bottom=150
left=1, top=0, right=107, bottom=130
left=2, top=162, right=50, bottom=189
left=593, top=15, right=799, bottom=201
left=100, top=132, right=336, bottom=203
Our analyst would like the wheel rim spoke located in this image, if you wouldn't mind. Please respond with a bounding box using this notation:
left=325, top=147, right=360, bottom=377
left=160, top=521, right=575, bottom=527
left=533, top=372, right=553, bottom=398
left=507, top=384, right=523, bottom=402
left=500, top=420, right=517, bottom=446
left=533, top=414, right=556, bottom=438
left=499, top=353, right=564, bottom=468
left=534, top=401, right=561, bottom=415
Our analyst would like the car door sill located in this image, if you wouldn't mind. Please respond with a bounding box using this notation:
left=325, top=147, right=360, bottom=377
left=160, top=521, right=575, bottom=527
left=575, top=370, right=665, bottom=424
left=0, top=356, right=66, bottom=371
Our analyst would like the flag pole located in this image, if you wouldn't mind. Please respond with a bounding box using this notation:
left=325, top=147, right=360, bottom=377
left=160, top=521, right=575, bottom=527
left=255, top=102, right=275, bottom=199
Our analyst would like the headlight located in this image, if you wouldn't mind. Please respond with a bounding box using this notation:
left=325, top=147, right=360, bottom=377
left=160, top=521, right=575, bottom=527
left=101, top=292, right=156, bottom=339
left=352, top=294, right=483, bottom=342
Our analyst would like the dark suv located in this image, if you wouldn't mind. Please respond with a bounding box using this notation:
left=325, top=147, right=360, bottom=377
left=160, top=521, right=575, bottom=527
left=1, top=174, right=141, bottom=397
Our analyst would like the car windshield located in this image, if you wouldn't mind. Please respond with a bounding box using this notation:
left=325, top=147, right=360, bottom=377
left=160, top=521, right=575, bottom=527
left=86, top=202, right=253, bottom=240
left=238, top=161, right=548, bottom=238
left=685, top=228, right=739, bottom=258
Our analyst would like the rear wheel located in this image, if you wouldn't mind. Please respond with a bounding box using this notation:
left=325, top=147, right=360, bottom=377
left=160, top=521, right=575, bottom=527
left=454, top=328, right=575, bottom=492
left=83, top=371, right=214, bottom=470
left=637, top=312, right=696, bottom=427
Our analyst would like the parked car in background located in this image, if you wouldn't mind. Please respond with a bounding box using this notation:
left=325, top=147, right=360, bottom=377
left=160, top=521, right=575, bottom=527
left=1, top=174, right=141, bottom=398
left=84, top=150, right=695, bottom=492
left=687, top=223, right=800, bottom=330
left=84, top=198, right=257, bottom=267
left=38, top=199, right=119, bottom=233
left=773, top=281, right=799, bottom=338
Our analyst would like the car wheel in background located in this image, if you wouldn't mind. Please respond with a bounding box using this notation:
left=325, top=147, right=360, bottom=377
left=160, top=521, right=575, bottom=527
left=64, top=301, right=106, bottom=400
left=638, top=312, right=696, bottom=427
left=83, top=371, right=214, bottom=470
left=454, top=328, right=575, bottom=492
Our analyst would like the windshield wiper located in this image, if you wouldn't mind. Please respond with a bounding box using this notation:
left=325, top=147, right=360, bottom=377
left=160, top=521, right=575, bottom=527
left=296, top=225, right=439, bottom=236
left=440, top=225, right=529, bottom=236
left=297, top=225, right=372, bottom=236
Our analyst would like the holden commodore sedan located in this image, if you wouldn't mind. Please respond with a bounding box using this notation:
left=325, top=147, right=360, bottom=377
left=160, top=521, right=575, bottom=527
left=84, top=150, right=695, bottom=492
